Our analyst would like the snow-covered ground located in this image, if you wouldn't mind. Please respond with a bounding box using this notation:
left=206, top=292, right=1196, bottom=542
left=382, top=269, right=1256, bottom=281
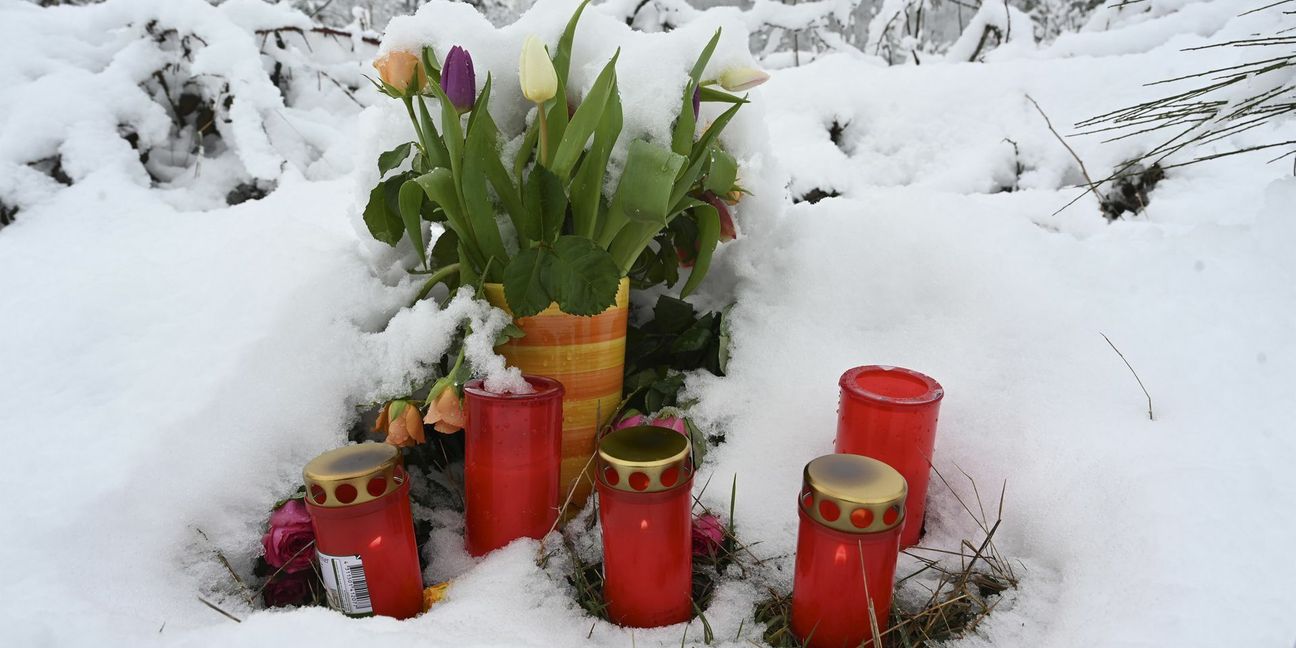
left=1, top=0, right=1294, bottom=646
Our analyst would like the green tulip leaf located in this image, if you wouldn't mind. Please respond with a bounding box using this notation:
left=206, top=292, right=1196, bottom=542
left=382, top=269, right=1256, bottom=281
left=525, top=165, right=568, bottom=244
left=549, top=236, right=621, bottom=316
left=416, top=99, right=450, bottom=170
left=430, top=227, right=460, bottom=271
left=704, top=148, right=738, bottom=195
left=502, top=247, right=556, bottom=318
left=551, top=52, right=620, bottom=182
left=699, top=86, right=749, bottom=104
left=461, top=76, right=509, bottom=279
left=617, top=140, right=687, bottom=224
left=570, top=77, right=622, bottom=240
left=680, top=202, right=719, bottom=298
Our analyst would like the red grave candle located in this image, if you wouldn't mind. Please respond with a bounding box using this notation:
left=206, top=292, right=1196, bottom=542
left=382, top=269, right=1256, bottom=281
left=304, top=443, right=424, bottom=619
left=836, top=365, right=943, bottom=548
left=596, top=425, right=694, bottom=628
left=463, top=375, right=564, bottom=556
left=791, top=454, right=908, bottom=648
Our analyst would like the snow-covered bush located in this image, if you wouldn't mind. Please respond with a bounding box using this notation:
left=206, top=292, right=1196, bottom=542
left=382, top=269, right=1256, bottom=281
left=0, top=0, right=377, bottom=228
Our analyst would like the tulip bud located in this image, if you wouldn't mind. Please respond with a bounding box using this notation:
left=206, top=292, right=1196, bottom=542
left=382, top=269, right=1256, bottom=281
left=380, top=400, right=426, bottom=447
left=373, top=51, right=428, bottom=95
left=441, top=45, right=476, bottom=113
left=424, top=383, right=467, bottom=434
left=701, top=191, right=737, bottom=242
left=692, top=84, right=701, bottom=120
left=717, top=66, right=769, bottom=92
left=519, top=35, right=558, bottom=104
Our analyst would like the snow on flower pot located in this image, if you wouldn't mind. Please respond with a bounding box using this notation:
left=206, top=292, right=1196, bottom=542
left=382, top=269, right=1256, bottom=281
left=303, top=443, right=423, bottom=619
left=836, top=365, right=943, bottom=548
left=791, top=454, right=907, bottom=648
left=596, top=425, right=694, bottom=628
left=462, top=375, right=564, bottom=556
left=484, top=277, right=629, bottom=512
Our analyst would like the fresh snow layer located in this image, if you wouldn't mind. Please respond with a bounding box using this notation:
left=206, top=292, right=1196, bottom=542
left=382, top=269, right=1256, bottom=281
left=1, top=0, right=1295, bottom=646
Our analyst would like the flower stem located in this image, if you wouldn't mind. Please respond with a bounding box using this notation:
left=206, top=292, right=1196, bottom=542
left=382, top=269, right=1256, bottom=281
left=410, top=263, right=461, bottom=307
left=536, top=103, right=550, bottom=167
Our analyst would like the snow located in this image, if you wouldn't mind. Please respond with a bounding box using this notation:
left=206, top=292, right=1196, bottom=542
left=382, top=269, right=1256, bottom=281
left=1, top=0, right=1295, bottom=646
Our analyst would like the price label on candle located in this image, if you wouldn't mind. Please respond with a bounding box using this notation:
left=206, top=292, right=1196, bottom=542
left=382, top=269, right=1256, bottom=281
left=318, top=551, right=374, bottom=617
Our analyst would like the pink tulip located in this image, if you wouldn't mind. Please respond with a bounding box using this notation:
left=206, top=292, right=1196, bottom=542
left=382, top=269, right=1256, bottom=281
left=652, top=415, right=687, bottom=436
left=692, top=513, right=726, bottom=557
left=613, top=411, right=647, bottom=430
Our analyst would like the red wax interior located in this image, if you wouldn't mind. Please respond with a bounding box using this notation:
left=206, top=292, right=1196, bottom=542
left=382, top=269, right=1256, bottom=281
left=306, top=475, right=424, bottom=619
left=598, top=478, right=693, bottom=628
left=463, top=376, right=563, bottom=556
left=836, top=366, right=943, bottom=548
left=790, top=508, right=901, bottom=648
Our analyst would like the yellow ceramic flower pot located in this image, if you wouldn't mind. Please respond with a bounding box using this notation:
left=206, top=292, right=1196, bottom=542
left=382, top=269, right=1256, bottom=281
left=482, top=277, right=629, bottom=511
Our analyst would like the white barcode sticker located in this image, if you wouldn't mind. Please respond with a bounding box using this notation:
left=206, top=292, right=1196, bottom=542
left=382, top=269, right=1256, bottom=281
left=318, top=551, right=373, bottom=617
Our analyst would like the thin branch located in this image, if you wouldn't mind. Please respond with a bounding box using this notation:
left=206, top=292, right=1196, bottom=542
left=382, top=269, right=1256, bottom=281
left=1027, top=94, right=1103, bottom=205
left=1099, top=332, right=1154, bottom=421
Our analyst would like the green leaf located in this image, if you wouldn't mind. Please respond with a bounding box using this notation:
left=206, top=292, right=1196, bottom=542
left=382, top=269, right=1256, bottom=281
left=495, top=322, right=526, bottom=345
left=416, top=99, right=451, bottom=170
left=524, top=165, right=568, bottom=244
left=672, top=316, right=714, bottom=353
left=671, top=29, right=722, bottom=156
left=551, top=52, right=620, bottom=182
left=653, top=295, right=696, bottom=334
left=398, top=180, right=428, bottom=267
left=515, top=117, right=540, bottom=185
left=689, top=99, right=743, bottom=169
left=680, top=202, right=719, bottom=297
left=461, top=76, right=509, bottom=279
left=704, top=148, right=738, bottom=194
left=699, top=86, right=749, bottom=104
left=570, top=77, right=622, bottom=240
left=503, top=247, right=555, bottom=318
left=554, top=0, right=590, bottom=82
left=420, top=46, right=443, bottom=82
left=363, top=180, right=403, bottom=246
left=378, top=142, right=414, bottom=177
left=616, top=140, right=687, bottom=224
left=430, top=227, right=460, bottom=271
left=412, top=168, right=483, bottom=271
left=548, top=236, right=621, bottom=316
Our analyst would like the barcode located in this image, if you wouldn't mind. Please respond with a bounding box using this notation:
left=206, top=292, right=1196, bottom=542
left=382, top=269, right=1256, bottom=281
left=347, top=562, right=371, bottom=610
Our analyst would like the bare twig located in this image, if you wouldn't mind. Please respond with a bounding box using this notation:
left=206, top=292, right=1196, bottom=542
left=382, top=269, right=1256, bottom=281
left=196, top=597, right=242, bottom=623
left=1100, top=332, right=1155, bottom=420
left=1027, top=94, right=1102, bottom=205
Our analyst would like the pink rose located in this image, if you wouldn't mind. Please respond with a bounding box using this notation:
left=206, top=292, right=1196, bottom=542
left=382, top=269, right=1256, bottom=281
left=262, top=571, right=315, bottom=608
left=262, top=499, right=315, bottom=573
left=692, top=513, right=726, bottom=557
left=613, top=411, right=647, bottom=430
left=652, top=415, right=687, bottom=436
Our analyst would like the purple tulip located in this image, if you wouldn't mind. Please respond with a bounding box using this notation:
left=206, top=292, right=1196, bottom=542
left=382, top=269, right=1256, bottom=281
left=692, top=84, right=701, bottom=120
left=442, top=45, right=476, bottom=113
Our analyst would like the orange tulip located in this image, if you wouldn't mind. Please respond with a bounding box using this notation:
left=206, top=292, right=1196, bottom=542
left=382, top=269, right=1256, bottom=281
left=373, top=51, right=428, bottom=95
left=424, top=386, right=467, bottom=434
left=377, top=400, right=426, bottom=447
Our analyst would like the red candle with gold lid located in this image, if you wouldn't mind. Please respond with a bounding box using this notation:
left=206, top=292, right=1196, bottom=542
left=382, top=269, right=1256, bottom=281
left=303, top=443, right=423, bottom=619
left=463, top=375, right=563, bottom=556
left=836, top=365, right=943, bottom=548
left=791, top=454, right=907, bottom=648
left=596, top=425, right=694, bottom=628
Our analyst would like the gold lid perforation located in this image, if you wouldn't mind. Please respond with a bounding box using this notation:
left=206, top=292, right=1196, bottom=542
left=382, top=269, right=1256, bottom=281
left=304, top=443, right=404, bottom=508
left=597, top=425, right=692, bottom=493
left=799, top=454, right=907, bottom=534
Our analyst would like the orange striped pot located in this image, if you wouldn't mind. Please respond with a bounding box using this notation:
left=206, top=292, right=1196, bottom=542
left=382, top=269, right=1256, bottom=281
left=482, top=278, right=629, bottom=511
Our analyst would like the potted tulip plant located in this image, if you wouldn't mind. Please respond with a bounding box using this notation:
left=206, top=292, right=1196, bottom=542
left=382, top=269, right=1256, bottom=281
left=363, top=0, right=762, bottom=505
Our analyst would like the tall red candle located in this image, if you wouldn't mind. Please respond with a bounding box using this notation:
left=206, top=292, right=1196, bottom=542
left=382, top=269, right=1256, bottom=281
left=836, top=365, right=943, bottom=547
left=463, top=375, right=564, bottom=556
left=304, top=443, right=424, bottom=619
left=596, top=425, right=693, bottom=628
left=791, top=454, right=908, bottom=648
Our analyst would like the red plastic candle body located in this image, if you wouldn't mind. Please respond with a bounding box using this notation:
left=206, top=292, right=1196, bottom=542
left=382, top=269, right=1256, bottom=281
left=836, top=365, right=943, bottom=548
left=304, top=444, right=423, bottom=619
left=597, top=426, right=694, bottom=628
left=463, top=376, right=564, bottom=556
left=790, top=454, right=907, bottom=648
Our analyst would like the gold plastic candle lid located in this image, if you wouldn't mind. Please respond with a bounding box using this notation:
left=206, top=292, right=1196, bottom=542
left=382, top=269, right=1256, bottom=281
left=799, top=454, right=907, bottom=534
left=597, top=425, right=692, bottom=493
left=304, top=443, right=405, bottom=508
